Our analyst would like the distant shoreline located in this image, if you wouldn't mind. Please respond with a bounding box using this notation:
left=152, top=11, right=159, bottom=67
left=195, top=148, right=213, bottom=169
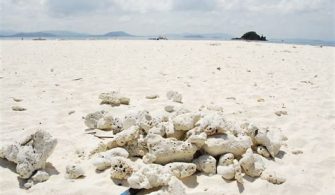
left=0, top=37, right=334, bottom=47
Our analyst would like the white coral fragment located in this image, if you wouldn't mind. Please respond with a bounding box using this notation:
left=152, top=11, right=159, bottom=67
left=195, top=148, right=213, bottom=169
left=127, top=164, right=172, bottom=189
left=66, top=164, right=85, bottom=179
left=239, top=149, right=265, bottom=177
left=164, top=105, right=174, bottom=113
left=165, top=162, right=197, bottom=178
left=242, top=123, right=283, bottom=158
left=203, top=134, right=252, bottom=157
left=106, top=126, right=139, bottom=148
left=92, top=147, right=129, bottom=171
left=257, top=145, right=271, bottom=158
left=99, top=91, right=130, bottom=106
left=144, top=134, right=197, bottom=164
left=148, top=176, right=186, bottom=195
left=185, top=128, right=207, bottom=148
left=217, top=154, right=243, bottom=183
left=196, top=113, right=241, bottom=135
left=166, top=91, right=183, bottom=103
left=193, top=154, right=216, bottom=174
left=31, top=170, right=50, bottom=183
left=84, top=110, right=106, bottom=129
left=173, top=113, right=200, bottom=131
left=0, top=130, right=57, bottom=179
left=110, top=156, right=133, bottom=180
left=124, top=135, right=148, bottom=157
left=261, top=171, right=286, bottom=184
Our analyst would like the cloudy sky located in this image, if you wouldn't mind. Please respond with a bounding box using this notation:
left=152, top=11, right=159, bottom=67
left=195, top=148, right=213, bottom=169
left=1, top=0, right=334, bottom=40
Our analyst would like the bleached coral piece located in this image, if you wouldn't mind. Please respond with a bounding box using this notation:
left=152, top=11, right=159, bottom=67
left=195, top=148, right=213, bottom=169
left=165, top=162, right=197, bottom=178
left=196, top=113, right=241, bottom=135
left=217, top=155, right=243, bottom=183
left=99, top=147, right=129, bottom=159
left=124, top=135, right=148, bottom=157
left=144, top=134, right=198, bottom=164
left=110, top=156, right=134, bottom=180
left=0, top=130, right=57, bottom=179
left=89, top=141, right=107, bottom=156
left=92, top=157, right=111, bottom=171
left=166, top=91, right=183, bottom=103
left=93, top=147, right=130, bottom=170
left=106, top=126, right=139, bottom=148
left=97, top=115, right=123, bottom=133
left=96, top=115, right=114, bottom=130
left=193, top=154, right=216, bottom=174
left=66, top=164, right=85, bottom=179
left=173, top=113, right=201, bottom=131
left=203, top=134, right=252, bottom=156
left=147, top=126, right=166, bottom=136
left=185, top=128, right=207, bottom=148
left=241, top=123, right=283, bottom=158
left=119, top=97, right=130, bottom=105
left=217, top=164, right=234, bottom=180
left=239, top=148, right=265, bottom=177
left=137, top=112, right=155, bottom=131
left=146, top=94, right=159, bottom=99
left=257, top=145, right=270, bottom=158
left=128, top=164, right=172, bottom=189
left=99, top=91, right=130, bottom=106
left=163, top=120, right=185, bottom=140
left=84, top=110, right=107, bottom=129
left=164, top=105, right=174, bottom=113
left=31, top=170, right=50, bottom=183
left=218, top=153, right=234, bottom=166
left=261, top=171, right=286, bottom=184
left=199, top=104, right=224, bottom=112
left=148, top=176, right=186, bottom=195
left=24, top=180, right=33, bottom=189
left=233, top=159, right=243, bottom=183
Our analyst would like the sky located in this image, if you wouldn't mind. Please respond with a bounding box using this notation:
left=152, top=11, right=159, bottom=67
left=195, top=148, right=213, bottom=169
left=0, top=0, right=334, bottom=40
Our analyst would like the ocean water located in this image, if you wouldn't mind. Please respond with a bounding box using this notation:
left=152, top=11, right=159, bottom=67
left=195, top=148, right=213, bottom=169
left=0, top=36, right=334, bottom=47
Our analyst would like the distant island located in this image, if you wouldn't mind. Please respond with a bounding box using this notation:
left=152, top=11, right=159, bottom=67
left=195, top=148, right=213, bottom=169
left=9, top=32, right=56, bottom=37
left=0, top=31, right=134, bottom=38
left=103, top=31, right=134, bottom=37
left=232, top=31, right=267, bottom=41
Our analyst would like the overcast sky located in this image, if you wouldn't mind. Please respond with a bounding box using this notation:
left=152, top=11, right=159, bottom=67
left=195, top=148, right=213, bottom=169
left=1, top=0, right=334, bottom=40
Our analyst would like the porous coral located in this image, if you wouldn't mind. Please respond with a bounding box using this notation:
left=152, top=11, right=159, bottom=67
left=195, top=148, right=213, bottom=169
left=203, top=134, right=252, bottom=157
left=66, top=164, right=85, bottom=179
left=217, top=153, right=243, bottom=183
left=193, top=154, right=217, bottom=174
left=241, top=123, right=283, bottom=158
left=92, top=147, right=129, bottom=171
left=127, top=164, right=172, bottom=189
left=143, top=134, right=198, bottom=164
left=239, top=148, right=265, bottom=177
left=165, top=162, right=197, bottom=178
left=110, top=156, right=133, bottom=180
left=196, top=113, right=239, bottom=135
left=0, top=130, right=57, bottom=179
left=99, top=91, right=130, bottom=106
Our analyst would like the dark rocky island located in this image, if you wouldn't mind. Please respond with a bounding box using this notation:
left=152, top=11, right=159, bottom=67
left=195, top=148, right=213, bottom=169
left=232, top=31, right=267, bottom=41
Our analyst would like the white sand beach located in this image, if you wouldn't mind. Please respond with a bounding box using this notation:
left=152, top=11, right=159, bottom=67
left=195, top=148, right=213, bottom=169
left=0, top=40, right=334, bottom=195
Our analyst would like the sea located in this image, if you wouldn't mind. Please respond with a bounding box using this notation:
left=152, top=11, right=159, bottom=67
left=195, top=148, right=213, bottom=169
left=0, top=36, right=334, bottom=47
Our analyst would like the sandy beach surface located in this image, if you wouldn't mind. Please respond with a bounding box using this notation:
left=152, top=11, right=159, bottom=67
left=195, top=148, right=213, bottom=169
left=0, top=40, right=334, bottom=195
